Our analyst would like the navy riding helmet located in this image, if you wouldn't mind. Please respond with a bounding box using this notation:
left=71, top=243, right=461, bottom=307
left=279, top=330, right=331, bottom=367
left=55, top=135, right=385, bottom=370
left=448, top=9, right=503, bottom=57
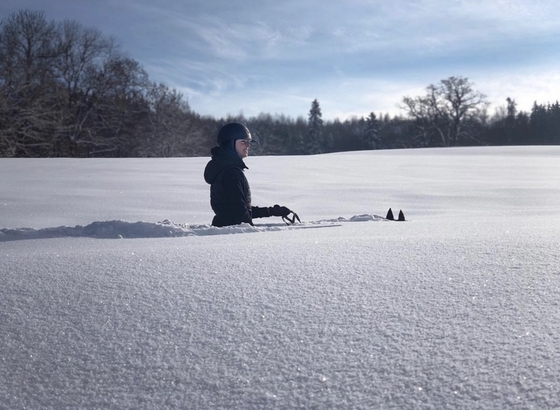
left=217, top=123, right=252, bottom=146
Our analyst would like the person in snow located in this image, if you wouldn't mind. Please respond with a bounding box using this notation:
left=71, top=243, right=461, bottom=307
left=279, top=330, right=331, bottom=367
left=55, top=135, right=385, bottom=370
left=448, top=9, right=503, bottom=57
left=204, top=122, right=299, bottom=227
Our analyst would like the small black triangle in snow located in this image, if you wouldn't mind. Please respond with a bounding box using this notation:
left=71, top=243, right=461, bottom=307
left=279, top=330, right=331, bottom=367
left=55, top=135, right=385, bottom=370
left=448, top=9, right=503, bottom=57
left=398, top=210, right=406, bottom=221
left=386, top=208, right=395, bottom=220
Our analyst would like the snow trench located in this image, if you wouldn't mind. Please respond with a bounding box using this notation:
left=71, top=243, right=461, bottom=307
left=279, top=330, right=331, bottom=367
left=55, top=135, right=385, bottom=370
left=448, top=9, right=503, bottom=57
left=0, top=214, right=386, bottom=241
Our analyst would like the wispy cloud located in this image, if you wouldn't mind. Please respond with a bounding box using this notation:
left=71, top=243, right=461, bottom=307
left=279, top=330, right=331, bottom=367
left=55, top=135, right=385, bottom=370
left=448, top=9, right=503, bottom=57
left=3, top=0, right=559, bottom=119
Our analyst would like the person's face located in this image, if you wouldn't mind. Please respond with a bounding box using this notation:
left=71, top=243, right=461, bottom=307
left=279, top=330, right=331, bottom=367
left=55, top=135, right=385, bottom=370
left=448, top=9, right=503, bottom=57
left=235, top=139, right=251, bottom=158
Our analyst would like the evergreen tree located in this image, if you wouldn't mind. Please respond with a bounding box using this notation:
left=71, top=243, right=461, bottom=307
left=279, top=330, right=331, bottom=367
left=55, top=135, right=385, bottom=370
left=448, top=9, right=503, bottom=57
left=530, top=102, right=548, bottom=144
left=504, top=97, right=517, bottom=144
left=364, top=112, right=380, bottom=149
left=548, top=101, right=560, bottom=145
left=292, top=116, right=307, bottom=155
left=306, top=99, right=323, bottom=154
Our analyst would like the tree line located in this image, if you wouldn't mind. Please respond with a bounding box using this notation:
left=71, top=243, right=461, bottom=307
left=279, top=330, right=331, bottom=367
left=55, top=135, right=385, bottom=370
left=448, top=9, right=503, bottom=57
left=1, top=9, right=559, bottom=158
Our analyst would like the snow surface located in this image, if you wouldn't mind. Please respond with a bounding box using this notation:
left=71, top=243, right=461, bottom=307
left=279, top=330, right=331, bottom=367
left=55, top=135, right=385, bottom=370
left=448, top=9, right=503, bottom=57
left=1, top=146, right=559, bottom=409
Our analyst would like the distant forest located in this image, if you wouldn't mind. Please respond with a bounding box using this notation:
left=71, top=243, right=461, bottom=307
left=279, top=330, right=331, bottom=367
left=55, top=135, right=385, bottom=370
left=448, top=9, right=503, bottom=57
left=1, top=9, right=559, bottom=158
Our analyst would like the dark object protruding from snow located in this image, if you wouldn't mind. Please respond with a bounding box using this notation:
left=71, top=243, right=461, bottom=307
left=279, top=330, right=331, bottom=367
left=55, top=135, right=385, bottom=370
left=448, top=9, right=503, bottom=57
left=386, top=208, right=406, bottom=221
left=386, top=208, right=395, bottom=220
left=282, top=210, right=301, bottom=225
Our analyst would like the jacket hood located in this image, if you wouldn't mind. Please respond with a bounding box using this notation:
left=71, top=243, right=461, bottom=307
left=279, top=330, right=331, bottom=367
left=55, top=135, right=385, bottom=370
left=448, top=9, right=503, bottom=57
left=204, top=146, right=248, bottom=184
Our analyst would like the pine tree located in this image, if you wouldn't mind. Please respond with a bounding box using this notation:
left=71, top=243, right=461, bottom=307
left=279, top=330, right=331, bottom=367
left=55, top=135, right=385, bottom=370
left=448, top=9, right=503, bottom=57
left=364, top=112, right=380, bottom=149
left=530, top=102, right=548, bottom=144
left=306, top=99, right=323, bottom=154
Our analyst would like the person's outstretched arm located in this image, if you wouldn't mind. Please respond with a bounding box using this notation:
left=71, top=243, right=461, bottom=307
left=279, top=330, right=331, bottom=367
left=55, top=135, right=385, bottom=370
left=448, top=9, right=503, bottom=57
left=252, top=205, right=298, bottom=221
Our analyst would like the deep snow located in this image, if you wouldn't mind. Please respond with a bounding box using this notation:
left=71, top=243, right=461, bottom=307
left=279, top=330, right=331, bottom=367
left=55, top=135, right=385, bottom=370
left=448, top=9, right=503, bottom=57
left=1, top=146, right=559, bottom=409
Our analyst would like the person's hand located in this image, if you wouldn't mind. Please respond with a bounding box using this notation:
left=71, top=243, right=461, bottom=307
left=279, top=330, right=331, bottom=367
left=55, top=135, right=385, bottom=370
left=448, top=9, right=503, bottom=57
left=269, top=205, right=301, bottom=224
left=269, top=205, right=291, bottom=217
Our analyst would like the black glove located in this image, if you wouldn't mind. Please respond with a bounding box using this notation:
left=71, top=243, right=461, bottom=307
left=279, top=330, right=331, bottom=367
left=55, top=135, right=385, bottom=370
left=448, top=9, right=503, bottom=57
left=269, top=204, right=291, bottom=217
left=269, top=205, right=301, bottom=224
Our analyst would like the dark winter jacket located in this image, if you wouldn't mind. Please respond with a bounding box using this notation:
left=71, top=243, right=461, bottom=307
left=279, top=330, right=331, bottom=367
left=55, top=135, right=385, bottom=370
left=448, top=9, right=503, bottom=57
left=203, top=146, right=270, bottom=227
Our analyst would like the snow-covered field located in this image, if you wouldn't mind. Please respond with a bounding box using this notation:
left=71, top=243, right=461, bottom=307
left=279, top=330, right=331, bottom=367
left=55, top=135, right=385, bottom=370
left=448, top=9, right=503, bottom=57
left=1, top=146, right=559, bottom=409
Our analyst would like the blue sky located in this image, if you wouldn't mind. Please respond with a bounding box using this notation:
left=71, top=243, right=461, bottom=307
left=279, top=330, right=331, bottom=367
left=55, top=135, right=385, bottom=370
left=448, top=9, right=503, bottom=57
left=2, top=0, right=559, bottom=120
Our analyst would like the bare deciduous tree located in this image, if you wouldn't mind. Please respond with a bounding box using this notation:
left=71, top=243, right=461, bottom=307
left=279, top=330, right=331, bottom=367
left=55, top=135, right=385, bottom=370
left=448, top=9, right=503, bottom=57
left=0, top=10, right=61, bottom=156
left=402, top=76, right=489, bottom=146
left=140, top=82, right=204, bottom=157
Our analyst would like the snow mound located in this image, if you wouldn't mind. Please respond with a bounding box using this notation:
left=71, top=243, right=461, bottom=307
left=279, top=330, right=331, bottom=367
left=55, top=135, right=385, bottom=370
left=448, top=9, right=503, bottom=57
left=0, top=214, right=387, bottom=241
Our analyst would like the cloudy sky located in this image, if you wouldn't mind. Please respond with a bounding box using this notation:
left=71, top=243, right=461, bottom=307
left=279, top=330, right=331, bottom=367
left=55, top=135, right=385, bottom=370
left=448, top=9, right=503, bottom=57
left=2, top=0, right=559, bottom=120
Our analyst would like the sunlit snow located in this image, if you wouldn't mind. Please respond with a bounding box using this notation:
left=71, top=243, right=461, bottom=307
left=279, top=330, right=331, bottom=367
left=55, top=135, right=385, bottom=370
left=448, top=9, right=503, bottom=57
left=1, top=146, right=559, bottom=409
